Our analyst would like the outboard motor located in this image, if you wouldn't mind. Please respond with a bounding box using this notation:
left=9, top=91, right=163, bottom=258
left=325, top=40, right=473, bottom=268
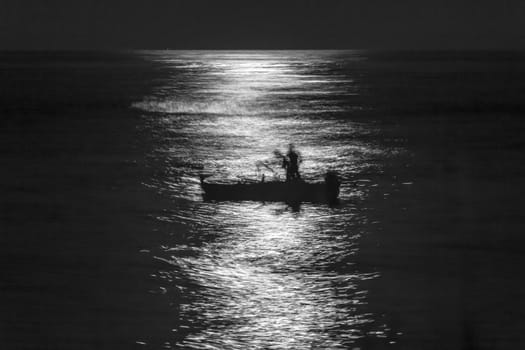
left=325, top=171, right=341, bottom=203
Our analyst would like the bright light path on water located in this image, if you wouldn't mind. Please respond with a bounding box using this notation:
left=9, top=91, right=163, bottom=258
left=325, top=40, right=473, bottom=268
left=134, top=50, right=394, bottom=349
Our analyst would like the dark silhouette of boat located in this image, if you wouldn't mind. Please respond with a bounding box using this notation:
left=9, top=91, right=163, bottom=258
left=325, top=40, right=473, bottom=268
left=200, top=171, right=340, bottom=204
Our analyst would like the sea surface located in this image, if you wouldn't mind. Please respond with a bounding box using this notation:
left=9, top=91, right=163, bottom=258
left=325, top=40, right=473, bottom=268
left=1, top=50, right=525, bottom=349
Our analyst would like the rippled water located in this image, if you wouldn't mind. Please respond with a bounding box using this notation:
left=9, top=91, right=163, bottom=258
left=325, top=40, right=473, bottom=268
left=3, top=50, right=525, bottom=349
left=132, top=51, right=399, bottom=348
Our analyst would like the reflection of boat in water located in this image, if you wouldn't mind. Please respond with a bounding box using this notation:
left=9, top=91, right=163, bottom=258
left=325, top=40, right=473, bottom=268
left=200, top=172, right=341, bottom=204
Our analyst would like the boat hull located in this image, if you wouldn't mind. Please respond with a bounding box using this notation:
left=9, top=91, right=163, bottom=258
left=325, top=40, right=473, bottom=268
left=200, top=178, right=340, bottom=204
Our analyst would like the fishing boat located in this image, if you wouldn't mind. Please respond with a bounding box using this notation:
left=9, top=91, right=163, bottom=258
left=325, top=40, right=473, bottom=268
left=200, top=171, right=340, bottom=204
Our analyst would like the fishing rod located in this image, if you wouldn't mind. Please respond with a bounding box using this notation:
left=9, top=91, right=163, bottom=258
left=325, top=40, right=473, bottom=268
left=256, top=160, right=276, bottom=173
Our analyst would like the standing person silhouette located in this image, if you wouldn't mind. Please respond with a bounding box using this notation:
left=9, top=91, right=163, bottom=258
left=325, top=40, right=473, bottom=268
left=285, top=144, right=302, bottom=181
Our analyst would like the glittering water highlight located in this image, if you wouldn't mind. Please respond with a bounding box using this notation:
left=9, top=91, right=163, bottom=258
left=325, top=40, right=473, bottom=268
left=133, top=51, right=398, bottom=348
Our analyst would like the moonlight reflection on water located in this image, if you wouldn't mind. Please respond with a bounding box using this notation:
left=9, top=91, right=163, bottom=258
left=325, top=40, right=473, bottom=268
left=135, top=51, right=394, bottom=348
left=155, top=204, right=381, bottom=349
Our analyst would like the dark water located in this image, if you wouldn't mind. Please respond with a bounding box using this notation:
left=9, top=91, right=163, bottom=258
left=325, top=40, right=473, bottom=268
left=1, top=50, right=525, bottom=349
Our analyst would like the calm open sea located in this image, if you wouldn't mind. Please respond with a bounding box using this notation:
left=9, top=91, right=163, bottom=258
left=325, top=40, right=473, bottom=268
left=1, top=50, right=525, bottom=349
